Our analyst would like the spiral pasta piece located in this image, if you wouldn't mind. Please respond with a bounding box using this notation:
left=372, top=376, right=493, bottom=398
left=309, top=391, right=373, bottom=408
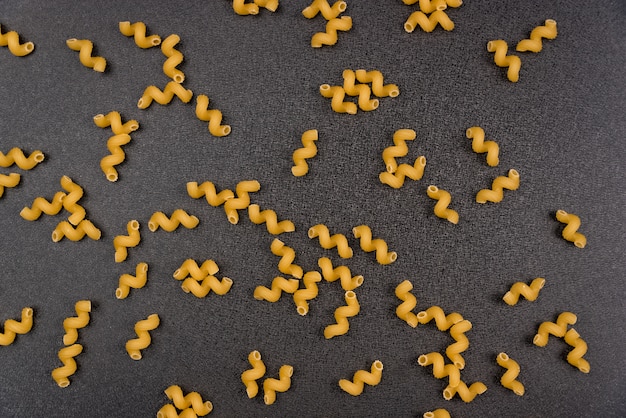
left=395, top=280, right=418, bottom=328
left=161, top=34, right=185, bottom=83
left=443, top=380, right=487, bottom=403
left=417, top=306, right=464, bottom=331
left=427, top=185, right=459, bottom=224
left=302, top=0, right=347, bottom=20
left=0, top=147, right=45, bottom=169
left=52, top=220, right=101, bottom=242
left=20, top=191, right=66, bottom=220
left=187, top=181, right=234, bottom=207
left=148, top=209, right=199, bottom=232
left=324, top=290, right=360, bottom=339
left=423, top=409, right=451, bottom=418
left=352, top=225, right=397, bottom=265
left=137, top=81, right=193, bottom=109
left=164, top=385, right=213, bottom=416
left=116, top=262, right=149, bottom=299
left=223, top=180, right=261, bottom=225
left=66, top=38, right=106, bottom=72
left=125, top=313, right=160, bottom=360
left=516, top=19, right=557, bottom=53
left=93, top=111, right=139, bottom=135
left=404, top=10, right=454, bottom=33
left=465, top=126, right=499, bottom=167
left=62, top=300, right=91, bottom=346
left=60, top=175, right=85, bottom=226
left=487, top=40, right=521, bottom=82
left=355, top=70, right=400, bottom=98
left=496, top=352, right=524, bottom=396
left=248, top=204, right=295, bottom=235
left=319, top=84, right=357, bottom=114
left=0, top=173, right=20, bottom=198
left=417, top=352, right=460, bottom=388
left=254, top=277, right=300, bottom=302
left=0, top=307, right=34, bottom=346
left=119, top=21, right=161, bottom=48
left=270, top=239, right=303, bottom=279
left=100, top=133, right=131, bottom=182
left=263, top=364, right=293, bottom=405
left=381, top=128, right=416, bottom=173
left=293, top=271, right=322, bottom=316
left=182, top=275, right=233, bottom=298
left=174, top=259, right=220, bottom=281
left=51, top=343, right=83, bottom=388
left=503, top=277, right=545, bottom=305
left=564, top=328, right=590, bottom=373
left=476, top=169, right=520, bottom=204
left=339, top=360, right=383, bottom=396
left=311, top=16, right=352, bottom=48
left=308, top=224, right=352, bottom=258
left=156, top=404, right=196, bottom=418
left=533, top=311, right=577, bottom=347
left=233, top=0, right=259, bottom=15
left=379, top=157, right=427, bottom=189
left=318, top=257, right=363, bottom=291
left=241, top=350, right=266, bottom=398
left=445, top=320, right=471, bottom=370
left=114, top=220, right=141, bottom=263
left=0, top=25, right=34, bottom=56
left=405, top=0, right=447, bottom=13
left=255, top=0, right=279, bottom=12
left=291, top=129, right=318, bottom=177
left=195, top=94, right=231, bottom=137
left=555, top=210, right=587, bottom=248
left=342, top=70, right=379, bottom=111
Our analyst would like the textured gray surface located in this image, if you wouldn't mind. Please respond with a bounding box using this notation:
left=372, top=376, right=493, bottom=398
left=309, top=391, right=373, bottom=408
left=0, top=1, right=624, bottom=417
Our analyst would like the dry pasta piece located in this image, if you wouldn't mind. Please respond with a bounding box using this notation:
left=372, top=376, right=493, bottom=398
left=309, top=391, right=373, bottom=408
left=187, top=181, right=234, bottom=207
left=308, top=224, right=352, bottom=258
left=291, top=129, right=318, bottom=177
left=352, top=225, right=397, bottom=265
left=126, top=313, right=160, bottom=360
left=174, top=259, right=220, bottom=281
left=0, top=24, right=34, bottom=56
left=465, top=126, right=499, bottom=167
left=404, top=10, right=454, bottom=33
left=423, top=409, right=451, bottom=418
left=417, top=306, right=464, bottom=331
left=100, top=133, right=131, bottom=182
left=270, top=239, right=303, bottom=279
left=93, top=111, right=139, bottom=135
left=254, top=277, right=300, bottom=302
left=402, top=0, right=447, bottom=13
left=0, top=148, right=45, bottom=169
left=516, top=19, right=557, bottom=53
left=426, top=186, right=459, bottom=224
left=60, top=176, right=85, bottom=226
left=0, top=307, right=34, bottom=346
left=263, top=365, right=293, bottom=405
left=119, top=21, right=161, bottom=49
left=66, top=38, right=106, bottom=72
left=324, top=290, right=360, bottom=339
left=564, top=328, right=590, bottom=373
left=116, top=262, right=149, bottom=299
left=293, top=271, right=322, bottom=316
left=496, top=352, right=524, bottom=396
left=533, top=311, right=577, bottom=347
left=195, top=94, right=231, bottom=137
left=379, top=157, right=427, bottom=189
left=446, top=0, right=462, bottom=6
left=51, top=343, right=83, bottom=388
left=381, top=129, right=416, bottom=173
left=418, top=352, right=460, bottom=388
left=446, top=319, right=471, bottom=369
left=62, top=300, right=91, bottom=346
left=555, top=210, right=586, bottom=248
left=355, top=70, right=400, bottom=98
left=161, top=34, right=185, bottom=83
left=487, top=40, right=521, bottom=82
left=223, top=180, right=260, bottom=225
left=0, top=173, right=20, bottom=198
left=311, top=16, right=352, bottom=48
left=241, top=350, right=266, bottom=398
left=148, top=209, right=199, bottom=232
left=476, top=169, right=520, bottom=204
left=182, top=275, right=233, bottom=298
left=503, top=277, right=545, bottom=305
left=233, top=0, right=259, bottom=15
left=164, top=385, right=213, bottom=416
left=21, top=191, right=66, bottom=220
left=114, top=220, right=141, bottom=263
left=395, top=280, right=418, bottom=328
left=339, top=360, right=383, bottom=396
left=156, top=404, right=183, bottom=418
left=302, top=0, right=347, bottom=20
left=443, top=380, right=487, bottom=403
left=248, top=204, right=295, bottom=235
left=52, top=220, right=101, bottom=242
left=342, top=70, right=379, bottom=111
left=319, top=84, right=357, bottom=114
left=255, top=0, right=279, bottom=12
left=318, top=257, right=363, bottom=291
left=138, top=82, right=193, bottom=109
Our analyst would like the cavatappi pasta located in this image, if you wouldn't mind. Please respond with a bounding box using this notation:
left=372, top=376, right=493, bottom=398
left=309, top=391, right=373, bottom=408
left=516, top=19, right=557, bottom=53
left=533, top=311, right=577, bottom=347
left=291, top=129, right=318, bottom=177
left=487, top=40, right=521, bottom=82
left=62, top=300, right=91, bottom=346
left=476, top=169, right=520, bottom=203
left=319, top=84, right=357, bottom=114
left=342, top=70, right=379, bottom=111
left=161, top=34, right=185, bottom=83
left=465, top=126, right=499, bottom=167
left=241, top=350, right=266, bottom=398
left=446, top=319, right=472, bottom=369
left=417, top=306, right=463, bottom=331
left=0, top=24, right=34, bottom=56
left=100, top=133, right=131, bottom=182
left=113, top=220, right=141, bottom=263
left=381, top=129, right=416, bottom=173
left=116, top=262, right=149, bottom=299
left=93, top=111, right=139, bottom=135
left=263, top=364, right=293, bottom=405
left=423, top=409, right=451, bottom=418
left=248, top=204, right=295, bottom=235
left=395, top=280, right=418, bottom=328
left=311, top=16, right=352, bottom=48
left=355, top=70, right=399, bottom=98
left=60, top=176, right=85, bottom=226
left=418, top=352, right=460, bottom=389
left=302, top=0, right=347, bottom=20
left=270, top=239, right=304, bottom=279
left=0, top=173, right=20, bottom=198
left=555, top=209, right=586, bottom=248
left=502, top=278, right=545, bottom=305
left=339, top=360, right=383, bottom=396
left=52, top=220, right=101, bottom=242
left=51, top=343, right=83, bottom=388
left=352, top=225, right=397, bottom=265
left=564, top=328, right=590, bottom=373
left=308, top=224, right=353, bottom=258
left=0, top=307, right=34, bottom=346
left=223, top=180, right=260, bottom=224
left=443, top=379, right=487, bottom=403
left=255, top=0, right=279, bottom=12
left=66, top=38, right=106, bottom=72
left=402, top=0, right=447, bottom=14
left=125, top=313, right=160, bottom=360
left=232, top=0, right=258, bottom=15
left=379, top=157, right=427, bottom=188
left=163, top=385, right=213, bottom=416
left=174, top=259, right=220, bottom=281
left=20, top=191, right=66, bottom=220
left=148, top=209, right=199, bottom=232
left=187, top=181, right=234, bottom=206
left=137, top=81, right=193, bottom=109
left=324, top=290, right=360, bottom=339
left=496, top=352, right=524, bottom=396
left=119, top=21, right=161, bottom=48
left=182, top=275, right=233, bottom=298
left=318, top=257, right=363, bottom=291
left=404, top=10, right=454, bottom=33
left=293, top=271, right=322, bottom=316
left=0, top=147, right=45, bottom=169
left=426, top=185, right=459, bottom=224
left=195, top=94, right=231, bottom=137
left=253, top=277, right=300, bottom=302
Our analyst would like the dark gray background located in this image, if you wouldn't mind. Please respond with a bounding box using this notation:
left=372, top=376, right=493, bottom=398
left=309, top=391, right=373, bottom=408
left=0, top=1, right=624, bottom=417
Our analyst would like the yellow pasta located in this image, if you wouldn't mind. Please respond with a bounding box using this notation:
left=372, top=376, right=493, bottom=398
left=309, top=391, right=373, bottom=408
left=100, top=133, right=131, bottom=182
left=291, top=129, right=318, bottom=177
left=308, top=224, right=352, bottom=258
left=20, top=191, right=66, bottom=220
left=487, top=40, right=521, bottom=82
left=319, top=84, right=357, bottom=114
left=60, top=175, right=85, bottom=226
left=255, top=0, right=279, bottom=12
left=52, top=220, right=101, bottom=242
left=426, top=185, right=459, bottom=224
left=564, top=328, right=590, bottom=373
left=116, top=262, right=149, bottom=299
left=404, top=10, right=454, bottom=33
left=0, top=147, right=45, bottom=169
left=248, top=204, right=295, bottom=235
left=263, top=364, right=293, bottom=405
left=496, top=352, right=524, bottom=396
left=417, top=306, right=464, bottom=331
left=465, top=126, right=499, bottom=167
left=187, top=181, right=234, bottom=207
left=476, top=168, right=520, bottom=204
left=339, top=360, right=383, bottom=396
left=137, top=81, right=193, bottom=109
left=502, top=277, right=545, bottom=305
left=148, top=209, right=200, bottom=232
left=161, top=34, right=185, bottom=83
left=270, top=239, right=303, bottom=279
left=443, top=380, right=487, bottom=403
left=125, top=313, right=160, bottom=360
left=352, top=225, right=397, bottom=265
left=324, top=290, right=360, bottom=339
left=318, top=257, right=363, bottom=291
left=555, top=209, right=587, bottom=248
left=195, top=94, right=231, bottom=137
left=174, top=259, right=220, bottom=281
left=379, top=157, right=427, bottom=189
left=0, top=24, right=34, bottom=56
left=402, top=0, right=447, bottom=13
left=241, top=350, right=266, bottom=398
left=342, top=70, right=379, bottom=111
left=381, top=129, right=416, bottom=173
left=533, top=311, right=577, bottom=347
left=516, top=19, right=557, bottom=53
left=417, top=352, right=460, bottom=388
left=113, top=220, right=141, bottom=263
left=164, top=385, right=213, bottom=416
left=156, top=404, right=199, bottom=418
left=0, top=173, right=20, bottom=198
left=423, top=409, right=451, bottom=418
left=119, top=21, right=161, bottom=48
left=311, top=16, right=352, bottom=48
left=355, top=69, right=400, bottom=98
left=395, top=280, right=418, bottom=328
left=223, top=180, right=261, bottom=225
left=302, top=0, right=347, bottom=20
left=93, top=111, right=139, bottom=135
left=0, top=307, right=34, bottom=346
left=51, top=343, right=83, bottom=388
left=233, top=0, right=259, bottom=15
left=254, top=277, right=300, bottom=302
left=62, top=300, right=91, bottom=346
left=446, top=319, right=471, bottom=369
left=182, top=275, right=233, bottom=298
left=66, top=38, right=106, bottom=72
left=293, top=271, right=322, bottom=316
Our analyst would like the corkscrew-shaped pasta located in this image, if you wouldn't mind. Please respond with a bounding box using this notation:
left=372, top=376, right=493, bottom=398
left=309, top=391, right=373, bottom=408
left=164, top=385, right=213, bottom=416
left=137, top=81, right=193, bottom=109
left=51, top=343, right=83, bottom=388
left=195, top=94, right=231, bottom=137
left=381, top=129, right=416, bottom=173
left=404, top=10, right=454, bottom=33
left=182, top=275, right=233, bottom=298
left=93, top=111, right=139, bottom=135
left=161, top=34, right=185, bottom=83
left=148, top=209, right=199, bottom=232
left=248, top=204, right=295, bottom=235
left=465, top=126, right=499, bottom=167
left=487, top=40, right=521, bottom=82
left=100, top=133, right=131, bottom=182
left=116, top=262, right=149, bottom=299
left=476, top=169, right=520, bottom=203
left=20, top=191, right=66, bottom=220
left=60, top=175, right=85, bottom=226
left=395, top=280, right=418, bottom=328
left=302, top=0, right=347, bottom=20
left=311, top=16, right=352, bottom=48
left=342, top=70, right=379, bottom=111
left=66, top=38, right=106, bottom=72
left=355, top=70, right=400, bottom=98
left=62, top=300, right=91, bottom=346
left=446, top=319, right=471, bottom=369
left=291, top=129, right=318, bottom=177
left=255, top=0, right=279, bottom=12
left=293, top=271, right=322, bottom=315
left=423, top=409, right=451, bottom=418
left=516, top=19, right=557, bottom=53
left=502, top=277, right=545, bottom=305
left=263, top=364, right=293, bottom=405
left=406, top=0, right=448, bottom=12
left=324, top=290, right=360, bottom=339
left=443, top=380, right=487, bottom=402
left=427, top=186, right=459, bottom=224
left=232, top=0, right=259, bottom=15
left=319, top=84, right=357, bottom=114
left=564, top=328, right=590, bottom=373
left=379, top=157, right=427, bottom=189
left=0, top=173, right=20, bottom=198
left=223, top=180, right=261, bottom=225
left=125, top=313, right=160, bottom=360
left=52, top=220, right=101, bottom=242
left=0, top=307, right=33, bottom=346
left=308, top=224, right=352, bottom=258
left=174, top=259, right=220, bottom=281
left=339, top=360, right=383, bottom=396
left=156, top=404, right=191, bottom=418
left=496, top=352, right=524, bottom=396
left=417, top=352, right=460, bottom=389
left=0, top=148, right=45, bottom=169
left=318, top=257, right=363, bottom=291
left=270, top=238, right=303, bottom=279
left=241, top=350, right=266, bottom=398
left=417, top=306, right=464, bottom=331
left=114, top=220, right=141, bottom=263
left=119, top=21, right=161, bottom=48
left=533, top=311, right=577, bottom=347
left=0, top=25, right=34, bottom=56
left=352, top=225, right=397, bottom=265
left=254, top=277, right=300, bottom=302
left=187, top=181, right=234, bottom=207
left=555, top=210, right=587, bottom=248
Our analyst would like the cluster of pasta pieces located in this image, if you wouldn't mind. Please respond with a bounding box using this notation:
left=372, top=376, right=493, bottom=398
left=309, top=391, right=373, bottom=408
left=52, top=300, right=92, bottom=387
left=303, top=0, right=351, bottom=47
left=402, top=0, right=463, bottom=33
left=241, top=351, right=293, bottom=405
left=320, top=69, right=399, bottom=114
left=158, top=385, right=213, bottom=417
left=0, top=147, right=45, bottom=199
